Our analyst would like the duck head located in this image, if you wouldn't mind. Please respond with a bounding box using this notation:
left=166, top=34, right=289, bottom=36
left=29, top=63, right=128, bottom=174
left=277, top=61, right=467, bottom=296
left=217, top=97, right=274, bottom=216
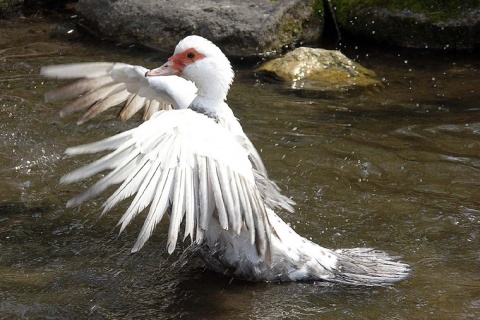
left=146, top=36, right=234, bottom=102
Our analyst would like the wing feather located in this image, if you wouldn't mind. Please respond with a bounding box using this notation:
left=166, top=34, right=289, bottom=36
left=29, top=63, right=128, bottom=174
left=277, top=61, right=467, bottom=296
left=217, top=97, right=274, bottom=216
left=44, top=76, right=113, bottom=102
left=61, top=140, right=136, bottom=184
left=117, top=155, right=164, bottom=234
left=119, top=94, right=146, bottom=121
left=41, top=62, right=197, bottom=122
left=143, top=99, right=160, bottom=121
left=216, top=163, right=238, bottom=232
left=66, top=149, right=139, bottom=207
left=64, top=129, right=133, bottom=155
left=236, top=174, right=255, bottom=243
left=228, top=168, right=242, bottom=235
left=102, top=156, right=151, bottom=215
left=183, top=166, right=195, bottom=242
left=60, top=82, right=125, bottom=118
left=60, top=109, right=271, bottom=257
left=168, top=167, right=186, bottom=253
left=132, top=167, right=175, bottom=252
left=246, top=182, right=269, bottom=258
left=41, top=62, right=120, bottom=79
left=198, top=155, right=213, bottom=231
left=207, top=158, right=228, bottom=230
left=77, top=89, right=132, bottom=125
left=117, top=135, right=175, bottom=232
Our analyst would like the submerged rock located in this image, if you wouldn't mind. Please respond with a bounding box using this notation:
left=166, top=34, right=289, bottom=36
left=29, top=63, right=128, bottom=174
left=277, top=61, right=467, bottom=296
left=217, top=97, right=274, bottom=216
left=331, top=0, right=480, bottom=49
left=257, top=47, right=383, bottom=97
left=76, top=0, right=324, bottom=57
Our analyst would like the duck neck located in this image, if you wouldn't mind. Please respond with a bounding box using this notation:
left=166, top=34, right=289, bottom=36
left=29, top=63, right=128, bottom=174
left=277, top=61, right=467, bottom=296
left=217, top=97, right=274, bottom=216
left=187, top=59, right=233, bottom=118
left=190, top=95, right=226, bottom=120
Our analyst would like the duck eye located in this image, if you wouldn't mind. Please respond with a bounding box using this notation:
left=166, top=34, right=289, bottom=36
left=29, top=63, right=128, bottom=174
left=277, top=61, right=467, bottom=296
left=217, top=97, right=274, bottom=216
left=186, top=52, right=195, bottom=59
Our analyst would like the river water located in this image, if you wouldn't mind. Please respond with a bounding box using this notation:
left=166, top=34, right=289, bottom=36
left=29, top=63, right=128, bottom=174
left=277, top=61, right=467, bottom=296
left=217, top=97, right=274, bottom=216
left=1, top=15, right=479, bottom=319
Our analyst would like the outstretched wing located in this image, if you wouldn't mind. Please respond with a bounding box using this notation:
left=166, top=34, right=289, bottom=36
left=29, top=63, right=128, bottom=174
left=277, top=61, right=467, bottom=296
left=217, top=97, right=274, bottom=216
left=61, top=109, right=271, bottom=257
left=41, top=62, right=197, bottom=124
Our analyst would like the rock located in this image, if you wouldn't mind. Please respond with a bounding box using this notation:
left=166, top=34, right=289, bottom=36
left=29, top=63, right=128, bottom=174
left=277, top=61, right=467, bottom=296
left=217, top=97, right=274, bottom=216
left=331, top=0, right=480, bottom=49
left=75, top=0, right=324, bottom=57
left=256, top=47, right=383, bottom=97
left=0, top=0, right=23, bottom=14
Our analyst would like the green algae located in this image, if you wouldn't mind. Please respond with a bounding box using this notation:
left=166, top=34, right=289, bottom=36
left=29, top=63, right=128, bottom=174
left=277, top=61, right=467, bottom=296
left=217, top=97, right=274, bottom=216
left=333, top=0, right=480, bottom=23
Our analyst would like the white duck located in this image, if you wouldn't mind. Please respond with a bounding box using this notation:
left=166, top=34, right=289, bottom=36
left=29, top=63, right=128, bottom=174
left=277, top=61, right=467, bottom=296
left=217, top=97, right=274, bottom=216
left=41, top=35, right=409, bottom=286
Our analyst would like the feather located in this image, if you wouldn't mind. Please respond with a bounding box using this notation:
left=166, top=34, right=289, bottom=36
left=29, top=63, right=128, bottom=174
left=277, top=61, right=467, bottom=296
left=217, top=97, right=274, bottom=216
left=78, top=89, right=131, bottom=124
left=59, top=83, right=125, bottom=118
left=183, top=166, right=195, bottom=242
left=143, top=99, right=160, bottom=121
left=198, top=155, right=211, bottom=231
left=228, top=168, right=242, bottom=235
left=44, top=76, right=113, bottom=102
left=207, top=158, right=228, bottom=230
left=102, top=156, right=151, bottom=215
left=117, top=153, right=165, bottom=233
left=192, top=159, right=203, bottom=244
left=216, top=163, right=237, bottom=232
left=41, top=62, right=120, bottom=79
left=132, top=168, right=175, bottom=252
left=237, top=175, right=255, bottom=243
left=245, top=182, right=268, bottom=257
left=66, top=152, right=139, bottom=208
left=64, top=129, right=132, bottom=155
left=61, top=140, right=136, bottom=184
left=168, top=168, right=186, bottom=253
left=119, top=94, right=146, bottom=121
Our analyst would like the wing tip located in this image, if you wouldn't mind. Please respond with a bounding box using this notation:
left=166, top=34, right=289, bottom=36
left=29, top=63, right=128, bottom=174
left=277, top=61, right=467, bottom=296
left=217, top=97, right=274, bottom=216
left=167, top=242, right=176, bottom=254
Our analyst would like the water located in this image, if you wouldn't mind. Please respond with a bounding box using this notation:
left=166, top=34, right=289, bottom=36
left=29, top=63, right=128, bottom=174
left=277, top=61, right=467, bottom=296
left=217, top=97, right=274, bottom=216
left=1, top=15, right=479, bottom=319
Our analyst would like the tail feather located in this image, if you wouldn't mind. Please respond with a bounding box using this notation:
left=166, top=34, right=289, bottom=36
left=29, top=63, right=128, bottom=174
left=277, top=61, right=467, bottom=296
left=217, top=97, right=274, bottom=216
left=333, top=248, right=410, bottom=286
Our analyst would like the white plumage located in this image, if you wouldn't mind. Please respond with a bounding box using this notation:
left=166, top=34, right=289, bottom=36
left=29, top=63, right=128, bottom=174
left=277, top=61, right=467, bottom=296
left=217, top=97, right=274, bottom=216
left=42, top=62, right=197, bottom=123
left=42, top=35, right=409, bottom=286
left=60, top=109, right=268, bottom=254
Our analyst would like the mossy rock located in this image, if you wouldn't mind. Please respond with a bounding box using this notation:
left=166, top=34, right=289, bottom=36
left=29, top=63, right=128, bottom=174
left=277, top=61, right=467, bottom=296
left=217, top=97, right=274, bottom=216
left=257, top=47, right=383, bottom=97
left=331, top=0, right=480, bottom=49
left=0, top=0, right=23, bottom=14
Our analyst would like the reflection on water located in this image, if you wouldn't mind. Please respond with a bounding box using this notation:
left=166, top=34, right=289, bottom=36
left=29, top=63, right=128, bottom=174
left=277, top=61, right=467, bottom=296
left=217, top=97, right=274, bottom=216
left=1, top=15, right=479, bottom=319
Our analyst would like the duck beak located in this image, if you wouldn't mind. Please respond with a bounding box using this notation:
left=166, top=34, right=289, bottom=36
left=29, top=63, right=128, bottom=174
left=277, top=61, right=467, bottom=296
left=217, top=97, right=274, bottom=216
left=145, top=60, right=179, bottom=77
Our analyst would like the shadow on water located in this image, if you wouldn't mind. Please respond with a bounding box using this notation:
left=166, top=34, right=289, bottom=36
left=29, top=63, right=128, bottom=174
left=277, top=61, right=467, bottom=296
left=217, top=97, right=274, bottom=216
left=0, top=12, right=479, bottom=320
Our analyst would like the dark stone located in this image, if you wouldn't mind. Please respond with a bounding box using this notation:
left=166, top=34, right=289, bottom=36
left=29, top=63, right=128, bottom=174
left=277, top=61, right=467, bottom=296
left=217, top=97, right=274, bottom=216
left=332, top=1, right=480, bottom=50
left=75, top=0, right=324, bottom=57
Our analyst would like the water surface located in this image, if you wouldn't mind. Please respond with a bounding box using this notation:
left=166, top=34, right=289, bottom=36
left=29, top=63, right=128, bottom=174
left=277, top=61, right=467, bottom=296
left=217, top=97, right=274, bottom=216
left=1, top=15, right=479, bottom=319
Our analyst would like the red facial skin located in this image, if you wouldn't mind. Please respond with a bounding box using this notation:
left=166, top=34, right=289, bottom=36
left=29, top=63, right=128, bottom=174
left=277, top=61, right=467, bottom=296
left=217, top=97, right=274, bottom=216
left=145, top=48, right=205, bottom=77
